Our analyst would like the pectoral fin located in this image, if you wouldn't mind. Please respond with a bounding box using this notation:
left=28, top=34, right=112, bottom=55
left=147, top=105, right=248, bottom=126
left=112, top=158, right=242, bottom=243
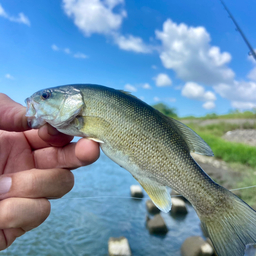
left=137, top=177, right=172, bottom=213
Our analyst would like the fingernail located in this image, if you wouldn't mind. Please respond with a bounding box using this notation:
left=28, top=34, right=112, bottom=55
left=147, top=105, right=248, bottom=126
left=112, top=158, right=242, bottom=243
left=0, top=177, right=12, bottom=194
left=47, top=125, right=60, bottom=136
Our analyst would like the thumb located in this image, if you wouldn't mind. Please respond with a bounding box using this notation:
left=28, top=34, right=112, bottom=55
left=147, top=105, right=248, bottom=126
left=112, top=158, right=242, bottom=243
left=0, top=93, right=30, bottom=132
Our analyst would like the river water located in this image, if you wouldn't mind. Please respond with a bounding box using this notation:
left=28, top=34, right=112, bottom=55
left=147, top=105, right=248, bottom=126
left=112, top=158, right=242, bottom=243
left=0, top=152, right=203, bottom=256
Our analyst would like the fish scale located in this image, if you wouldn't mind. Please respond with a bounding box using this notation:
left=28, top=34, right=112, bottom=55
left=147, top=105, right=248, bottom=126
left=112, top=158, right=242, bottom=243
left=25, top=84, right=256, bottom=256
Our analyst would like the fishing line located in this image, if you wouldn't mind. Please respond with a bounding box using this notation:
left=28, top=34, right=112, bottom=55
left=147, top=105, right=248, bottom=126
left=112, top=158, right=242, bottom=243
left=60, top=184, right=256, bottom=200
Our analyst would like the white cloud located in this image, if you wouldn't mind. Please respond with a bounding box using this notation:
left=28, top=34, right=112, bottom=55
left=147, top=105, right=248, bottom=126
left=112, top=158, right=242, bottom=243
left=154, top=97, right=160, bottom=102
left=154, top=73, right=172, bottom=87
left=151, top=65, right=157, bottom=69
left=182, top=82, right=216, bottom=101
left=62, top=0, right=126, bottom=36
left=214, top=80, right=256, bottom=108
left=142, top=83, right=151, bottom=89
left=155, top=19, right=234, bottom=85
left=0, top=4, right=30, bottom=26
left=74, top=52, right=87, bottom=59
left=64, top=48, right=71, bottom=54
left=113, top=34, right=152, bottom=53
left=5, top=74, right=14, bottom=80
left=247, top=66, right=256, bottom=82
left=51, top=44, right=59, bottom=51
left=203, top=101, right=215, bottom=110
left=124, top=84, right=137, bottom=92
left=232, top=101, right=256, bottom=110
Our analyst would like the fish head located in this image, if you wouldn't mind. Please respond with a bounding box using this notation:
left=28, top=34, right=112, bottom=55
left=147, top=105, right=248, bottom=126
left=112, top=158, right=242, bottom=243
left=25, top=86, right=84, bottom=129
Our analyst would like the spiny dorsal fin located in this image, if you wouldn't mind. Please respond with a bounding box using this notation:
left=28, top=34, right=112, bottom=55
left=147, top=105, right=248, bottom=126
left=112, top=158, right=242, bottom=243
left=171, top=118, right=213, bottom=156
left=118, top=90, right=142, bottom=101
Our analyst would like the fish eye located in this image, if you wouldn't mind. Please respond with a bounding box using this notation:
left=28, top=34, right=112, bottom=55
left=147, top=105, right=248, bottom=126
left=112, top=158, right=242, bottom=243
left=41, top=91, right=51, bottom=100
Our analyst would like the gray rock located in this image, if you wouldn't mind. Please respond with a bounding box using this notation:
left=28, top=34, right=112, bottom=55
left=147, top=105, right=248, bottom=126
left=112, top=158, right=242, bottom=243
left=146, top=199, right=160, bottom=214
left=146, top=214, right=168, bottom=234
left=181, top=236, right=214, bottom=256
left=108, top=237, right=132, bottom=256
left=170, top=198, right=188, bottom=216
left=130, top=185, right=143, bottom=198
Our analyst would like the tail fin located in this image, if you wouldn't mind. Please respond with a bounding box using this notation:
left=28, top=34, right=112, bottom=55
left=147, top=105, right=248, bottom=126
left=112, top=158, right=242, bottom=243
left=201, top=194, right=256, bottom=256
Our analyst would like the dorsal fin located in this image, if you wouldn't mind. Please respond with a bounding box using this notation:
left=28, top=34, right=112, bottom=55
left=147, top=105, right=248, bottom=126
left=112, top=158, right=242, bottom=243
left=161, top=114, right=214, bottom=156
left=118, top=90, right=142, bottom=101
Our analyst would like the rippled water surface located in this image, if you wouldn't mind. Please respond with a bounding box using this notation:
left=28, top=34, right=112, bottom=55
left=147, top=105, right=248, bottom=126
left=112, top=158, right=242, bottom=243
left=1, top=153, right=203, bottom=256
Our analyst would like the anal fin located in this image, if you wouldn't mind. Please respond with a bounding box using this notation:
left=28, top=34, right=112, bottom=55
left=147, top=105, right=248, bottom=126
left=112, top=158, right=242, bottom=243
left=137, top=177, right=172, bottom=213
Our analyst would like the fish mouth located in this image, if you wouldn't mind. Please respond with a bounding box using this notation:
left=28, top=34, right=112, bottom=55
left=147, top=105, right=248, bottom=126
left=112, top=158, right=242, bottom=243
left=25, top=97, right=46, bottom=129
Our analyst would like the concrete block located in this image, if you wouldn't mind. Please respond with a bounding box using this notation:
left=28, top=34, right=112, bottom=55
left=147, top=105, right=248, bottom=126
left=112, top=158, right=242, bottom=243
left=130, top=185, right=143, bottom=198
left=181, top=236, right=214, bottom=256
left=108, top=237, right=132, bottom=256
left=146, top=199, right=160, bottom=214
left=146, top=214, right=168, bottom=234
left=170, top=198, right=188, bottom=216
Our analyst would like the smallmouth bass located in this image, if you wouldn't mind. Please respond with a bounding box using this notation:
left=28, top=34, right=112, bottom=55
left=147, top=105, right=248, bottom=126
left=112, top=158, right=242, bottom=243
left=25, top=84, right=256, bottom=256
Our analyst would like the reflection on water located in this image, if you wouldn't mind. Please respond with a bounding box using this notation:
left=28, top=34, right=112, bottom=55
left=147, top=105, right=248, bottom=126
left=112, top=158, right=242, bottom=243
left=0, top=153, right=203, bottom=256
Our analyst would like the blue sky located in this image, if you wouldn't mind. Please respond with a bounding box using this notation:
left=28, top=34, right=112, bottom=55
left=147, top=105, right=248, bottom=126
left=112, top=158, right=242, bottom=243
left=0, top=0, right=256, bottom=117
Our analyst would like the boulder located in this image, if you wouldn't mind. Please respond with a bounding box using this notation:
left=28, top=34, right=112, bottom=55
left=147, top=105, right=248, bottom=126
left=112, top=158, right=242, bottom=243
left=170, top=198, right=188, bottom=216
left=181, top=236, right=214, bottom=256
left=146, top=199, right=160, bottom=214
left=146, top=214, right=168, bottom=234
left=130, top=185, right=143, bottom=198
left=108, top=237, right=132, bottom=256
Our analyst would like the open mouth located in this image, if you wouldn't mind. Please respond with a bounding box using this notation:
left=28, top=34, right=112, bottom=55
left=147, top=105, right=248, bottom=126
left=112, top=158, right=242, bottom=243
left=25, top=97, right=46, bottom=129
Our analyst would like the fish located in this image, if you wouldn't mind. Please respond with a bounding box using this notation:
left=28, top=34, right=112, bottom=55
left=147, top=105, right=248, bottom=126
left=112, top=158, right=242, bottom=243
left=25, top=84, right=256, bottom=256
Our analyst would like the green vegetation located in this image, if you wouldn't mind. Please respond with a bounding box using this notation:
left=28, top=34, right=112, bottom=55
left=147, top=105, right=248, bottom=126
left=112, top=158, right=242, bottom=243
left=180, top=109, right=256, bottom=120
left=152, top=103, right=178, bottom=118
left=197, top=132, right=256, bottom=168
left=187, top=122, right=256, bottom=137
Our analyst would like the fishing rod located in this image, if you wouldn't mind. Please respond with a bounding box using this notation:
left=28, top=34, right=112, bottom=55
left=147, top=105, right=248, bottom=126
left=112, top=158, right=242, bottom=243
left=220, top=0, right=256, bottom=61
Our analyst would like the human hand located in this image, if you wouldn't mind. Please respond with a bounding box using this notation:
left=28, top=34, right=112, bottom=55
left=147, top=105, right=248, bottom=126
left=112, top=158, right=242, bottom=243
left=0, top=93, right=100, bottom=250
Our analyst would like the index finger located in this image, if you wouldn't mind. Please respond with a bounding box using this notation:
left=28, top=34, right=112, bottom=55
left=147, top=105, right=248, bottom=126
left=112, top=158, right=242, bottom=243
left=0, top=94, right=29, bottom=131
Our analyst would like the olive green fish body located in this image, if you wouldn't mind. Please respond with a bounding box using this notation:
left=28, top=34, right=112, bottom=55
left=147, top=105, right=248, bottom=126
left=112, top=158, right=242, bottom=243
left=26, top=84, right=256, bottom=256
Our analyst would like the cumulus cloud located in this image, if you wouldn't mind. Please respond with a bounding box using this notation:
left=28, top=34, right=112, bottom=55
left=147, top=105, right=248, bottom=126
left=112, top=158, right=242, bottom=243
left=203, top=101, right=215, bottom=110
left=0, top=4, right=30, bottom=26
left=154, top=97, right=160, bottom=102
left=62, top=0, right=126, bottom=36
left=5, top=74, right=14, bottom=80
left=142, top=83, right=151, bottom=89
left=124, top=84, right=137, bottom=92
left=247, top=66, right=256, bottom=82
left=113, top=34, right=152, bottom=53
left=182, top=82, right=216, bottom=101
left=62, top=0, right=152, bottom=54
left=214, top=80, right=256, bottom=109
left=154, top=73, right=172, bottom=87
left=155, top=19, right=234, bottom=85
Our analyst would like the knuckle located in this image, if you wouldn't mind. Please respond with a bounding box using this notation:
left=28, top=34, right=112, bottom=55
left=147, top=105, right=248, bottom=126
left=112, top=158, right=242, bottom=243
left=0, top=199, right=16, bottom=228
